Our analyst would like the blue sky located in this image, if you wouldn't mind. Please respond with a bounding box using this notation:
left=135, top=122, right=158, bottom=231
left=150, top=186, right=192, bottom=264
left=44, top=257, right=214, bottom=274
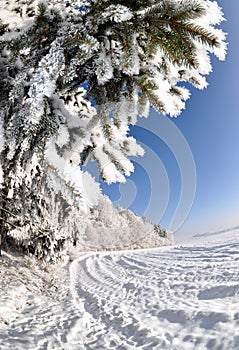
left=86, top=0, right=239, bottom=239
left=172, top=0, right=239, bottom=238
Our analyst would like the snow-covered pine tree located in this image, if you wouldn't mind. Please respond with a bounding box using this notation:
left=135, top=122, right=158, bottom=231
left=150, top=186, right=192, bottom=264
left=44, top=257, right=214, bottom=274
left=0, top=0, right=226, bottom=259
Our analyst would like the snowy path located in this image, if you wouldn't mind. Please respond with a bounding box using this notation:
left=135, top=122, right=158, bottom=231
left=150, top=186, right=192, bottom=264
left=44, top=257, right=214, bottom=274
left=1, top=235, right=239, bottom=349
left=69, top=241, right=239, bottom=349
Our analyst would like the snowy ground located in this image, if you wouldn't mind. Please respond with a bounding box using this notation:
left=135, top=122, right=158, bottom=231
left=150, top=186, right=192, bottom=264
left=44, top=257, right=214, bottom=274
left=1, top=230, right=239, bottom=349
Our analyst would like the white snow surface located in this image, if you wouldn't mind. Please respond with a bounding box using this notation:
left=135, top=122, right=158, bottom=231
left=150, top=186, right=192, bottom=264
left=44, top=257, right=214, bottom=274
left=1, top=230, right=239, bottom=349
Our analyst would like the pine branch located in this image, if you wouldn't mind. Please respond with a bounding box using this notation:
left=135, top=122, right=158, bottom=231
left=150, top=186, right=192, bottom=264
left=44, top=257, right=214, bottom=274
left=103, top=146, right=128, bottom=174
left=170, top=24, right=192, bottom=51
left=132, top=77, right=165, bottom=113
left=172, top=22, right=219, bottom=47
left=150, top=24, right=195, bottom=66
left=153, top=34, right=179, bottom=64
left=148, top=36, right=155, bottom=58
left=101, top=119, right=112, bottom=142
left=63, top=32, right=94, bottom=48
left=171, top=4, right=205, bottom=21
left=152, top=19, right=219, bottom=47
left=144, top=3, right=171, bottom=21
left=169, top=87, right=183, bottom=97
left=123, top=26, right=130, bottom=69
left=80, top=145, right=95, bottom=165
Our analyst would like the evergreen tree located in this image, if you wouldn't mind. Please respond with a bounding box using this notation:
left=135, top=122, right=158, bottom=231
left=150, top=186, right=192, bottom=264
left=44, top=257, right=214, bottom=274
left=0, top=0, right=226, bottom=259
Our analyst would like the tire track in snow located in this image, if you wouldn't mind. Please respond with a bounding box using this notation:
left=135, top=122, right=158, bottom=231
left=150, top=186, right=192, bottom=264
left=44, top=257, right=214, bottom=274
left=2, top=240, right=239, bottom=349
left=69, top=242, right=239, bottom=349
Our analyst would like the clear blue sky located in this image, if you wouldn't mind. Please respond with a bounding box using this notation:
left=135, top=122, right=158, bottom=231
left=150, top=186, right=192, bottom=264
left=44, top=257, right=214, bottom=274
left=172, top=0, right=239, bottom=238
left=86, top=0, right=239, bottom=240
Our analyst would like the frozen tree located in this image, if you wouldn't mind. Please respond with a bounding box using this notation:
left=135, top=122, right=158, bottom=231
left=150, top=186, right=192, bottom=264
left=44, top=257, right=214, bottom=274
left=0, top=0, right=226, bottom=259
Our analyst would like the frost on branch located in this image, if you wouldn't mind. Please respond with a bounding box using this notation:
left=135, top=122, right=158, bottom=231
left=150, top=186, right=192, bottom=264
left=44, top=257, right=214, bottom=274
left=0, top=0, right=226, bottom=259
left=102, top=5, right=133, bottom=23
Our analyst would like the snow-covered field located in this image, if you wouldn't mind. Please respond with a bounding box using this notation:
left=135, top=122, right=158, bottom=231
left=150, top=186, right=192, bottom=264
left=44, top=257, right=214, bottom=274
left=1, top=230, right=239, bottom=349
